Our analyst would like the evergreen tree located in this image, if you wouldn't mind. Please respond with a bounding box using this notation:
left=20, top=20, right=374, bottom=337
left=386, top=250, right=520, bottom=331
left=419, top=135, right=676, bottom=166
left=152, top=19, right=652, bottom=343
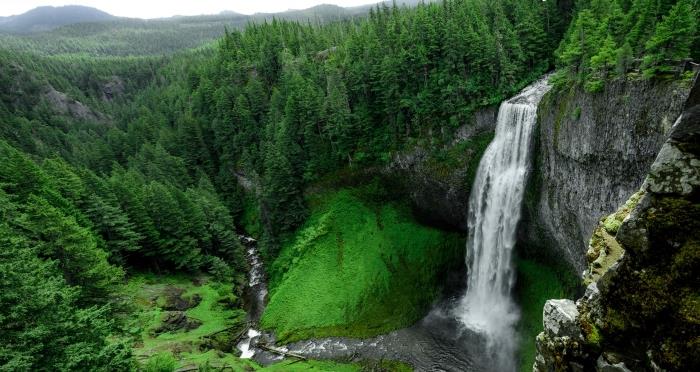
left=0, top=199, right=133, bottom=371
left=642, top=0, right=698, bottom=76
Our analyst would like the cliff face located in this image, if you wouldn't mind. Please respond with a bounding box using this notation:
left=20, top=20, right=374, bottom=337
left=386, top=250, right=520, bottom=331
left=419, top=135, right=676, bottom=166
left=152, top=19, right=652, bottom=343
left=522, top=79, right=691, bottom=273
left=533, top=75, right=700, bottom=372
left=385, top=105, right=498, bottom=231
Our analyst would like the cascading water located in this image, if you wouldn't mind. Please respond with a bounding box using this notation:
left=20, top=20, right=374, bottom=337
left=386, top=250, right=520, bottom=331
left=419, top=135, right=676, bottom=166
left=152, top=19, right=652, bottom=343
left=455, top=77, right=551, bottom=371
left=236, top=235, right=269, bottom=360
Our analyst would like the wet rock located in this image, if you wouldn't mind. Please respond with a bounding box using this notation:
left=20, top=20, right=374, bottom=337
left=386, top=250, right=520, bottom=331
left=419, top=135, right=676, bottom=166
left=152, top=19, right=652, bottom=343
left=596, top=354, right=632, bottom=372
left=533, top=75, right=700, bottom=372
left=384, top=105, right=497, bottom=231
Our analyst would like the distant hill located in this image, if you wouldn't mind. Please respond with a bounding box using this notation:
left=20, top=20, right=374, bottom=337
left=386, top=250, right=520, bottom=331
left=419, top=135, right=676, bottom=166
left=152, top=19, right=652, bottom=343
left=0, top=6, right=117, bottom=33
left=252, top=4, right=365, bottom=21
left=0, top=1, right=435, bottom=56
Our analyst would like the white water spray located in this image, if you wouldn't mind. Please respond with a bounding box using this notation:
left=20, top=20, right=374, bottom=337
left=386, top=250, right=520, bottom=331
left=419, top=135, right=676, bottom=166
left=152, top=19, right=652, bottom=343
left=456, top=77, right=551, bottom=371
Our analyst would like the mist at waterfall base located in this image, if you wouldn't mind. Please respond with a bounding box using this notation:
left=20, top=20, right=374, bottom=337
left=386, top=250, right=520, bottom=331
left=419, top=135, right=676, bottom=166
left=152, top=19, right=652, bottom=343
left=454, top=77, right=552, bottom=371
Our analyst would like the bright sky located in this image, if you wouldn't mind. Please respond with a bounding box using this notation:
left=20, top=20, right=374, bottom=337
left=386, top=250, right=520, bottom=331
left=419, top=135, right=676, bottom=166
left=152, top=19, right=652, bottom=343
left=0, top=1, right=379, bottom=18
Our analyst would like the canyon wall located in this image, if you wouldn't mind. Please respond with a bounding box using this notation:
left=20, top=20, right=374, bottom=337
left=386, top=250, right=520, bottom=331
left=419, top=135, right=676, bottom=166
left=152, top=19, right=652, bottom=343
left=533, top=75, right=699, bottom=372
left=522, top=79, right=691, bottom=273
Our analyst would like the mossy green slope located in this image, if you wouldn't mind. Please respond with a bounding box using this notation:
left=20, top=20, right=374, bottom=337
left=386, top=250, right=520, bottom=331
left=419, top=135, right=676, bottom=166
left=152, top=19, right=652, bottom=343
left=261, top=188, right=463, bottom=342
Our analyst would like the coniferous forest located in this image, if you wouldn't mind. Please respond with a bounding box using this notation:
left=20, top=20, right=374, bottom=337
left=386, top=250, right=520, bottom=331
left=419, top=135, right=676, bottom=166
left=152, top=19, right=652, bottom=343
left=1, top=1, right=698, bottom=371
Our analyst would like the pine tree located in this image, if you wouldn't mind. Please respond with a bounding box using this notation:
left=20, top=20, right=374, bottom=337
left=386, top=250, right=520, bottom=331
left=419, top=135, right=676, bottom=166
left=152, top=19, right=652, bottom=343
left=0, top=202, right=133, bottom=371
left=642, top=0, right=697, bottom=76
left=324, top=66, right=353, bottom=165
left=587, top=35, right=619, bottom=91
left=20, top=195, right=124, bottom=302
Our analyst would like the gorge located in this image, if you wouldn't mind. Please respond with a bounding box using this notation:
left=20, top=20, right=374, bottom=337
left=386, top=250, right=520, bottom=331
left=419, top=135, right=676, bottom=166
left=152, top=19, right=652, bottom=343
left=0, top=0, right=698, bottom=371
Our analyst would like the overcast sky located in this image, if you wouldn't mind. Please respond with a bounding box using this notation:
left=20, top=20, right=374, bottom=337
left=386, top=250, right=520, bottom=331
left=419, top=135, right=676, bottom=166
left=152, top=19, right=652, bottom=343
left=0, top=1, right=380, bottom=18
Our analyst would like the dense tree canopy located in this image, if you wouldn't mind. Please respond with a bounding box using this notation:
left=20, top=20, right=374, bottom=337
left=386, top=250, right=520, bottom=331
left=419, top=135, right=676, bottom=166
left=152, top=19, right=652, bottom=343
left=555, top=0, right=698, bottom=90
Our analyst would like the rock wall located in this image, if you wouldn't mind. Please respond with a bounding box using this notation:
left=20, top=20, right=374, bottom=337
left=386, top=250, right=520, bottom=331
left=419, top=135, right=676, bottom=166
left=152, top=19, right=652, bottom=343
left=533, top=75, right=700, bottom=372
left=522, top=79, right=691, bottom=273
left=385, top=105, right=498, bottom=231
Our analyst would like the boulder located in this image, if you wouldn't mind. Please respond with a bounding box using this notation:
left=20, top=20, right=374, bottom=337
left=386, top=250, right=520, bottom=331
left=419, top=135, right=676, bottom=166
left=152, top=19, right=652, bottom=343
left=543, top=299, right=582, bottom=340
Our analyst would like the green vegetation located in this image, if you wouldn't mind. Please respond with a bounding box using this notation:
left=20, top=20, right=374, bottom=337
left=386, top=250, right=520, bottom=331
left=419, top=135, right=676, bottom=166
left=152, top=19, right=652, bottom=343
left=0, top=5, right=370, bottom=57
left=262, top=185, right=463, bottom=342
left=515, top=259, right=579, bottom=372
left=123, top=274, right=369, bottom=371
left=190, top=0, right=566, bottom=253
left=556, top=0, right=698, bottom=90
left=1, top=0, right=696, bottom=369
left=121, top=275, right=245, bottom=354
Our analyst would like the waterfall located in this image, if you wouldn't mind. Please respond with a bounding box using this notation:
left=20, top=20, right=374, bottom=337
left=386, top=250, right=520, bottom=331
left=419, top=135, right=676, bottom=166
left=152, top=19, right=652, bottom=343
left=455, top=77, right=551, bottom=370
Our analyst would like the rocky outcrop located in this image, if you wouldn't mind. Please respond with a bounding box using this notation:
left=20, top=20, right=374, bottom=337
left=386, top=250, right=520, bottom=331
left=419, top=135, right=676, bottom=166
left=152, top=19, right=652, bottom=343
left=44, top=85, right=106, bottom=122
left=522, top=78, right=692, bottom=273
left=153, top=311, right=202, bottom=335
left=101, top=76, right=125, bottom=102
left=534, top=75, right=700, bottom=372
left=385, top=105, right=498, bottom=230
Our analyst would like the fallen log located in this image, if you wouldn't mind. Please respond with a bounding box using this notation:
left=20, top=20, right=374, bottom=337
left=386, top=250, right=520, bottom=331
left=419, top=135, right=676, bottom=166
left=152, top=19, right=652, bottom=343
left=205, top=321, right=249, bottom=340
left=255, top=342, right=307, bottom=360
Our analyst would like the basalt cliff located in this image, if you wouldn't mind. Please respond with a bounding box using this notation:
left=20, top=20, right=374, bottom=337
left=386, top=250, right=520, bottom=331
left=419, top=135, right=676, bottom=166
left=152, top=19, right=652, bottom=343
left=533, top=75, right=700, bottom=371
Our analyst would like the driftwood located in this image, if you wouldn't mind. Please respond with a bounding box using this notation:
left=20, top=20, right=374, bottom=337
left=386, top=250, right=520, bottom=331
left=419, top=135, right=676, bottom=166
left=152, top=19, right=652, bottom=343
left=256, top=342, right=307, bottom=360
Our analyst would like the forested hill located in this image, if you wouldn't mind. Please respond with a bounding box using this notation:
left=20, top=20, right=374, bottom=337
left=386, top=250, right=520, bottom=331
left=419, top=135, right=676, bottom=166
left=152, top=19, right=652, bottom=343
left=0, top=1, right=427, bottom=57
left=0, top=0, right=697, bottom=370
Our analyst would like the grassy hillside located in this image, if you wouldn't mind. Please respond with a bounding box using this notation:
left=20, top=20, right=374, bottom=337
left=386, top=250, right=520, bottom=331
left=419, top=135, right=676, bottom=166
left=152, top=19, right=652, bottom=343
left=261, top=184, right=464, bottom=342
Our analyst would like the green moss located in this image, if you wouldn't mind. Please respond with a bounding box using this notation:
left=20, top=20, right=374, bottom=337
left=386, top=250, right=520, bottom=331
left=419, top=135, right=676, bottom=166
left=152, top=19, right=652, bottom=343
left=549, top=86, right=576, bottom=149
left=679, top=293, right=700, bottom=325
left=672, top=240, right=700, bottom=276
left=261, top=187, right=463, bottom=342
left=604, top=309, right=628, bottom=334
left=605, top=191, right=645, bottom=235
left=515, top=259, right=578, bottom=372
left=572, top=106, right=582, bottom=120
left=121, top=274, right=366, bottom=371
left=581, top=319, right=603, bottom=346
left=602, top=215, right=622, bottom=234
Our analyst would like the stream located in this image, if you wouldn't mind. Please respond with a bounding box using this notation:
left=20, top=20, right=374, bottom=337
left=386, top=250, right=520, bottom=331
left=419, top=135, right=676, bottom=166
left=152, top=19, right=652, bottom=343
left=233, top=235, right=491, bottom=370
